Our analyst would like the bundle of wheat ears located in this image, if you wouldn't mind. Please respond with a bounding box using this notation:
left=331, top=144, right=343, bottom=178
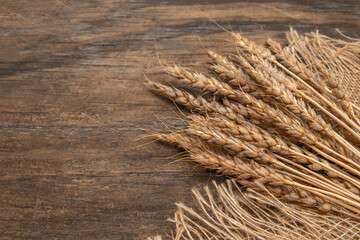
left=147, top=28, right=360, bottom=239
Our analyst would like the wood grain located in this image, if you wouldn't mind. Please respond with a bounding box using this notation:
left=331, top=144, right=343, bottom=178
left=0, top=0, right=359, bottom=239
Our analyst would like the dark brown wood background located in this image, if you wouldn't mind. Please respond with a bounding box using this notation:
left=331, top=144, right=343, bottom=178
left=0, top=0, right=359, bottom=239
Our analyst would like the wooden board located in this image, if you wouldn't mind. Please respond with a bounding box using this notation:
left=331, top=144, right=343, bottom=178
left=0, top=0, right=359, bottom=239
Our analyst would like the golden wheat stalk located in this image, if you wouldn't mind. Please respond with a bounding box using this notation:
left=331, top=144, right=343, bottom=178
left=148, top=28, right=360, bottom=238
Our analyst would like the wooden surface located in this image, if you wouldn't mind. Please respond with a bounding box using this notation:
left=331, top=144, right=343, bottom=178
left=0, top=0, right=359, bottom=239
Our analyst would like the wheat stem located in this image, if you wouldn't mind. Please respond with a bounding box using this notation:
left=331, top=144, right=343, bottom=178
left=275, top=61, right=360, bottom=139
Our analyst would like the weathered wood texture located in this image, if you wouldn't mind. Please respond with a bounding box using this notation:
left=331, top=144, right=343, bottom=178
left=0, top=0, right=359, bottom=239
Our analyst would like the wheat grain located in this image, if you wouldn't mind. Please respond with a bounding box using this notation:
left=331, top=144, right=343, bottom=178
left=147, top=80, right=245, bottom=123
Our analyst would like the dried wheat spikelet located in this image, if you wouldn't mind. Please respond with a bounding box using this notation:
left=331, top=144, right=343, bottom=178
left=147, top=28, right=360, bottom=239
